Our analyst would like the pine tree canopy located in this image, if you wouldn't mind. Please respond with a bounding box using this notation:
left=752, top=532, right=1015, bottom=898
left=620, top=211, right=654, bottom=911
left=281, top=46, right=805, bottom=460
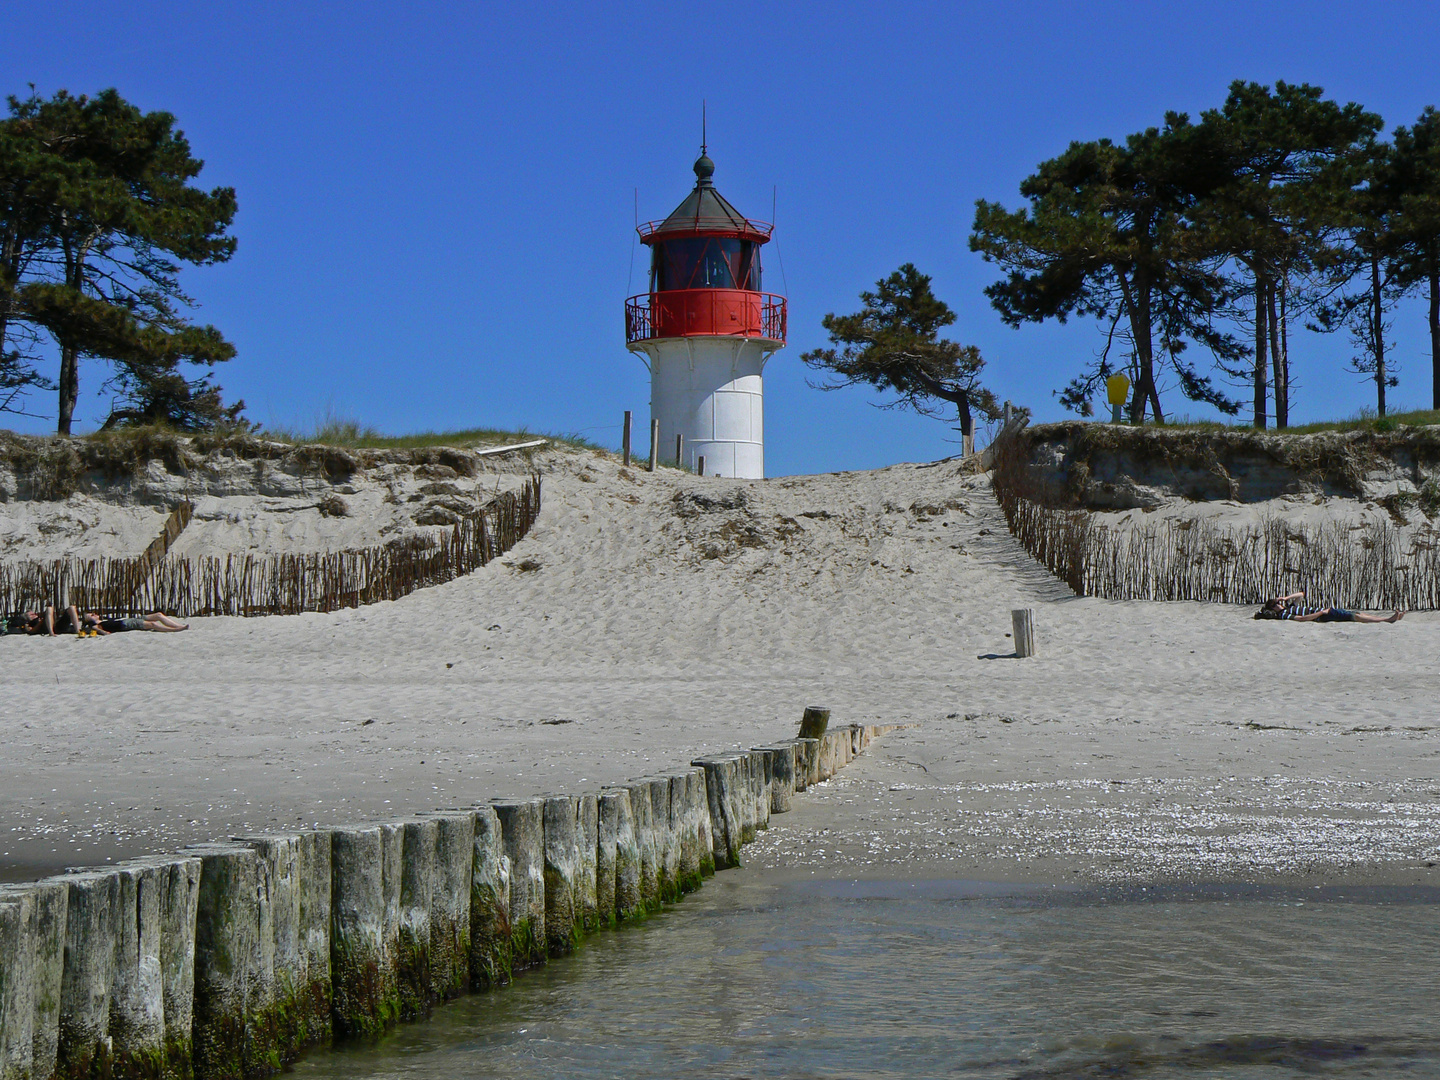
left=801, top=264, right=999, bottom=450
left=0, top=87, right=243, bottom=433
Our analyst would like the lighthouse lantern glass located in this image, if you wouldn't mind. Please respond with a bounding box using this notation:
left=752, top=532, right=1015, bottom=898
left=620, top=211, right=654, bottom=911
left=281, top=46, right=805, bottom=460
left=651, top=238, right=762, bottom=292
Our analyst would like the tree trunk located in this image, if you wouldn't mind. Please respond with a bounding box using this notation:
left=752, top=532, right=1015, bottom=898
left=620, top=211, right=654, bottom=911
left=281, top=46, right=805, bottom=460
left=57, top=344, right=79, bottom=435
left=1280, top=287, right=1289, bottom=421
left=1122, top=266, right=1159, bottom=423
left=956, top=398, right=974, bottom=457
left=1429, top=254, right=1439, bottom=411
left=58, top=245, right=87, bottom=436
left=1269, top=279, right=1288, bottom=428
left=1373, top=255, right=1386, bottom=417
left=1253, top=274, right=1268, bottom=429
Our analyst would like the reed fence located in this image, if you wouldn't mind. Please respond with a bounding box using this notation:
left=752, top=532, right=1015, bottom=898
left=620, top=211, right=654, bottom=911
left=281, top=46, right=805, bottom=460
left=991, top=434, right=1440, bottom=611
left=0, top=475, right=541, bottom=618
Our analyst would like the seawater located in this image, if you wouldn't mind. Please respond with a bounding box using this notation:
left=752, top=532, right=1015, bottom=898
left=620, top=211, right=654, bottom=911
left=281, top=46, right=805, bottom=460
left=292, top=878, right=1440, bottom=1079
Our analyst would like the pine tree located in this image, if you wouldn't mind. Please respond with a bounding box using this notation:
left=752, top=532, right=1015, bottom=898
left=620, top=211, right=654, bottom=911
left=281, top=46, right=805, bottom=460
left=1387, top=107, right=1440, bottom=409
left=1309, top=140, right=1404, bottom=416
left=970, top=118, right=1243, bottom=423
left=1196, top=82, right=1382, bottom=427
left=1, top=88, right=239, bottom=433
left=801, top=264, right=998, bottom=454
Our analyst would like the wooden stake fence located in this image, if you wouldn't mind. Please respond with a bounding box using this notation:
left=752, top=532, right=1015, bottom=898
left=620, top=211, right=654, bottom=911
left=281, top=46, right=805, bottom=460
left=0, top=475, right=541, bottom=618
left=991, top=436, right=1439, bottom=610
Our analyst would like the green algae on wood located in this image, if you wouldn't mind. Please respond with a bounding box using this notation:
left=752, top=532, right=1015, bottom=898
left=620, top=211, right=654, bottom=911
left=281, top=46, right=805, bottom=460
left=425, top=813, right=474, bottom=1002
left=469, top=807, right=513, bottom=989
left=594, top=793, right=619, bottom=929
left=328, top=828, right=394, bottom=1039
left=693, top=758, right=742, bottom=871
left=674, top=770, right=706, bottom=894
left=491, top=800, right=546, bottom=972
left=0, top=894, right=35, bottom=1080
left=147, top=856, right=202, bottom=1080
left=395, top=820, right=436, bottom=1022
left=109, top=862, right=167, bottom=1079
left=646, top=779, right=679, bottom=905
left=576, top=796, right=600, bottom=935
left=626, top=781, right=661, bottom=913
left=295, top=830, right=333, bottom=1050
left=1, top=879, right=67, bottom=1080
left=541, top=796, right=581, bottom=957
left=57, top=870, right=120, bottom=1080
left=190, top=844, right=280, bottom=1080
left=603, top=790, right=643, bottom=923
left=234, top=838, right=299, bottom=1068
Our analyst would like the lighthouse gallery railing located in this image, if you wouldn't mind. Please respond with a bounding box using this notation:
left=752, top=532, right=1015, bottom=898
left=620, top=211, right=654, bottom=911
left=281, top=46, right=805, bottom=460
left=625, top=290, right=786, bottom=344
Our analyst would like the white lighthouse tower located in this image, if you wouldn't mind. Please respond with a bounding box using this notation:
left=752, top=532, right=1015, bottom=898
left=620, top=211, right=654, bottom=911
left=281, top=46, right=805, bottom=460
left=625, top=148, right=786, bottom=479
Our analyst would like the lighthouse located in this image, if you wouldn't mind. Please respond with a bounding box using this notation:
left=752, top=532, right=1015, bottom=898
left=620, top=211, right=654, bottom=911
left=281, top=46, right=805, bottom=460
left=625, top=148, right=786, bottom=479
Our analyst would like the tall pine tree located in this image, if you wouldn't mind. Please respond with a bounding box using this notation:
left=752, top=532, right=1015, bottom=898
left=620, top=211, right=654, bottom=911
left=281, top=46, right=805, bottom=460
left=970, top=117, right=1242, bottom=422
left=801, top=264, right=998, bottom=454
left=1387, top=107, right=1440, bottom=410
left=1195, top=82, right=1382, bottom=427
left=1, top=88, right=239, bottom=433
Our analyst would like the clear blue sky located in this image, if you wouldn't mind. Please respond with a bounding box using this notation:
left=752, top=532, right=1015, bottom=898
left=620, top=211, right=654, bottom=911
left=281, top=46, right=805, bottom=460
left=8, top=0, right=1440, bottom=474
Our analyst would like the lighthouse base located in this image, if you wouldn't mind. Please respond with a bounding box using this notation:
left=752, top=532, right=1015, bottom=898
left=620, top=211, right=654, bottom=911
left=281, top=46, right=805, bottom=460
left=631, top=336, right=779, bottom=480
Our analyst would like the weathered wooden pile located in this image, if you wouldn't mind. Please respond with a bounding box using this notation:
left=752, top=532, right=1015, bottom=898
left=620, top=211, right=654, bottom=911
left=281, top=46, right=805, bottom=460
left=0, top=477, right=541, bottom=619
left=0, top=720, right=896, bottom=1080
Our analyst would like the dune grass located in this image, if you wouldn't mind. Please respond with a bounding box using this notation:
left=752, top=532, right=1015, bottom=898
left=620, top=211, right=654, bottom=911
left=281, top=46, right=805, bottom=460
left=1115, top=408, right=1440, bottom=435
left=258, top=413, right=609, bottom=453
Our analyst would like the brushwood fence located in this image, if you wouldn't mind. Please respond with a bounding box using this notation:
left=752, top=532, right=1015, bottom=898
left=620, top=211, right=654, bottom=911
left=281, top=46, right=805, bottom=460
left=991, top=435, right=1440, bottom=611
left=0, top=474, right=541, bottom=618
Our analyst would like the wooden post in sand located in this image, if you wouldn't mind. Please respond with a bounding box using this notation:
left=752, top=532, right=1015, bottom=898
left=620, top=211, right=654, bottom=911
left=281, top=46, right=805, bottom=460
left=0, top=890, right=36, bottom=1080
left=675, top=433, right=684, bottom=469
left=622, top=411, right=632, bottom=467
left=0, top=879, right=66, bottom=1080
left=697, top=455, right=705, bottom=476
left=798, top=706, right=829, bottom=740
left=648, top=419, right=660, bottom=472
left=1012, top=609, right=1035, bottom=657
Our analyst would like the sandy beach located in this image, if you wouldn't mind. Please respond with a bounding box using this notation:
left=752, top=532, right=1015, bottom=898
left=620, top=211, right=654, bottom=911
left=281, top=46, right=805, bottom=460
left=3, top=449, right=1437, bottom=886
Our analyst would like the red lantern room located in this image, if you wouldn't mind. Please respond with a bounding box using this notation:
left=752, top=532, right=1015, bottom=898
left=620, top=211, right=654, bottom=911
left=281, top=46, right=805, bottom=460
left=625, top=152, right=787, bottom=344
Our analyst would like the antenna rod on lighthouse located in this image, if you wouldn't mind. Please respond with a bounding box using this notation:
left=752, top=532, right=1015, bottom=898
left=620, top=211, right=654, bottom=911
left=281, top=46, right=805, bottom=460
left=701, top=100, right=707, bottom=155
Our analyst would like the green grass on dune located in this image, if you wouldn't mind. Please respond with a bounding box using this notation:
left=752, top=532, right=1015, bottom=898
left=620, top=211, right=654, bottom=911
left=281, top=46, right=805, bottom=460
left=258, top=417, right=609, bottom=453
left=1101, top=408, right=1440, bottom=435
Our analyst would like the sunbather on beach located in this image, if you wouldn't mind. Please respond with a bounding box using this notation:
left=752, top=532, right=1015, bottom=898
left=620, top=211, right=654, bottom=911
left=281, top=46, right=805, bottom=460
left=2, top=606, right=83, bottom=635
left=1255, top=590, right=1404, bottom=623
left=52, top=605, right=84, bottom=635
left=88, top=611, right=190, bottom=633
left=2, top=611, right=43, bottom=635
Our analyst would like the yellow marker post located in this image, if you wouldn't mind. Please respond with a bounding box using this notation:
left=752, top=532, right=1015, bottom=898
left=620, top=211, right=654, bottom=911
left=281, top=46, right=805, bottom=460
left=1105, top=374, right=1131, bottom=423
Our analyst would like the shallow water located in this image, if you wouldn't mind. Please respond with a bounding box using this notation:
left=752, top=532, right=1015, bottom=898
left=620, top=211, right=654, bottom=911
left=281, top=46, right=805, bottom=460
left=293, top=878, right=1440, bottom=1079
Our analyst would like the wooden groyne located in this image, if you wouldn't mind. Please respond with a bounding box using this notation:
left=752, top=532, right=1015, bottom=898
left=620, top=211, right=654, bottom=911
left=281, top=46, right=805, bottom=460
left=0, top=721, right=896, bottom=1080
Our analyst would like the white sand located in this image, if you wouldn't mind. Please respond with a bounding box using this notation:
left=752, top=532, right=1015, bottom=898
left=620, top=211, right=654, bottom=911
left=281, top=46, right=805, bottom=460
left=3, top=451, right=1437, bottom=885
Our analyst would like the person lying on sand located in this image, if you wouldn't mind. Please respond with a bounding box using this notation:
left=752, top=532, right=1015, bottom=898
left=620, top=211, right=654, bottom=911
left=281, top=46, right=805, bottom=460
left=3, top=606, right=83, bottom=635
left=2, top=611, right=44, bottom=635
left=83, top=611, right=190, bottom=634
left=1255, top=590, right=1405, bottom=623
